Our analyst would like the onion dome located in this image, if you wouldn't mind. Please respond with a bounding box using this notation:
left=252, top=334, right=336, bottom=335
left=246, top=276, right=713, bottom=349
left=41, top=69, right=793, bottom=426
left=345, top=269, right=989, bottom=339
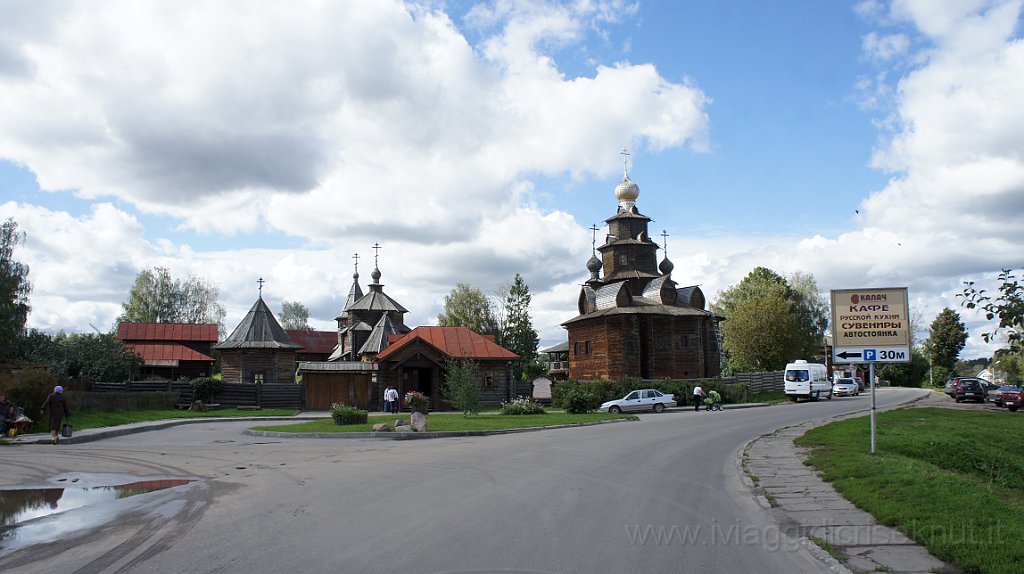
left=615, top=174, right=640, bottom=210
left=371, top=266, right=381, bottom=283
left=586, top=253, right=603, bottom=281
left=659, top=256, right=674, bottom=275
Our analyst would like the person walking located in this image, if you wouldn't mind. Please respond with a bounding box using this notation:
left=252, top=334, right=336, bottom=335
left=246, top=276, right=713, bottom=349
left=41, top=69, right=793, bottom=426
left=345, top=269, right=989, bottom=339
left=40, top=385, right=71, bottom=445
left=384, top=385, right=399, bottom=413
left=0, top=391, right=13, bottom=436
left=692, top=384, right=706, bottom=412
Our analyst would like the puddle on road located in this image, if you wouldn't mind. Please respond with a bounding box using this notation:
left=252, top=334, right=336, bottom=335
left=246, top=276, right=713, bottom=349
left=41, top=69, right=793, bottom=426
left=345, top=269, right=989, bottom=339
left=0, top=479, right=193, bottom=542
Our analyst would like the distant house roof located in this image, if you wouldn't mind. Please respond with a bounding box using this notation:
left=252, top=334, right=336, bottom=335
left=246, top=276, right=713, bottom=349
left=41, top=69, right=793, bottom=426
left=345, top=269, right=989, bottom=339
left=128, top=343, right=214, bottom=365
left=540, top=341, right=569, bottom=354
left=286, top=330, right=337, bottom=355
left=375, top=326, right=518, bottom=362
left=214, top=297, right=302, bottom=350
left=118, top=323, right=219, bottom=342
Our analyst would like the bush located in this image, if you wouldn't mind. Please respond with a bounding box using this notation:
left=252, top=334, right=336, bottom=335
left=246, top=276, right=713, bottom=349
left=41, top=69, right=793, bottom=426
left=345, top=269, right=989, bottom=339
left=330, top=403, right=368, bottom=425
left=190, top=377, right=223, bottom=403
left=560, top=387, right=599, bottom=413
left=1, top=368, right=59, bottom=433
left=500, top=397, right=546, bottom=415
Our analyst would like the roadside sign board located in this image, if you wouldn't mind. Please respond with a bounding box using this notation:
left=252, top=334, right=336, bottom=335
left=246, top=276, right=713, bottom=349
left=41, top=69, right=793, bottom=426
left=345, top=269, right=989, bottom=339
left=831, top=287, right=910, bottom=364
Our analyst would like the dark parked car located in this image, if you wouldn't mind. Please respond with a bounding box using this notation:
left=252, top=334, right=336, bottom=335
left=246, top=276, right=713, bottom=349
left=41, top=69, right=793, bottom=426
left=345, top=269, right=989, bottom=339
left=944, top=377, right=971, bottom=398
left=954, top=379, right=986, bottom=403
left=1002, top=388, right=1023, bottom=412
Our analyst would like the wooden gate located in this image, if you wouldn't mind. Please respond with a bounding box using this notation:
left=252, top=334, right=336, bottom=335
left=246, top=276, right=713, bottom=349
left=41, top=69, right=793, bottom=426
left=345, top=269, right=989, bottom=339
left=304, top=371, right=372, bottom=410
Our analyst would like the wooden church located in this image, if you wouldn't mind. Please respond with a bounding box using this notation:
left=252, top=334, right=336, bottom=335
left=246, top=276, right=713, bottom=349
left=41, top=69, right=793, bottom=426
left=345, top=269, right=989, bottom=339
left=562, top=166, right=722, bottom=381
left=214, top=280, right=303, bottom=385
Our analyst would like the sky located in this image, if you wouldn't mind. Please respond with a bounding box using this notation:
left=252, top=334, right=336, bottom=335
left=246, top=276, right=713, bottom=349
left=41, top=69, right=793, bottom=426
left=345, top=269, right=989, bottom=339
left=1, top=0, right=1022, bottom=360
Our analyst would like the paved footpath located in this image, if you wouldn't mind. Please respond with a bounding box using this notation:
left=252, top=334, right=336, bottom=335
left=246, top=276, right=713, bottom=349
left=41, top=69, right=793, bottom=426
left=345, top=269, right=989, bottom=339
left=743, top=395, right=957, bottom=574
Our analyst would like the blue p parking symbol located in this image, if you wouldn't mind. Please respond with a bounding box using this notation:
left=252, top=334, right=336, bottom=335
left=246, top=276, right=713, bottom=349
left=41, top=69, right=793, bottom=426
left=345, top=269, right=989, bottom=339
left=864, top=349, right=877, bottom=361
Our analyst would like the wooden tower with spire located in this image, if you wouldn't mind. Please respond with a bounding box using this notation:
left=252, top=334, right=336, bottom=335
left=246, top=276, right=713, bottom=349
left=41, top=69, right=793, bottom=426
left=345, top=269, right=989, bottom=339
left=562, top=156, right=722, bottom=381
left=214, top=277, right=302, bottom=385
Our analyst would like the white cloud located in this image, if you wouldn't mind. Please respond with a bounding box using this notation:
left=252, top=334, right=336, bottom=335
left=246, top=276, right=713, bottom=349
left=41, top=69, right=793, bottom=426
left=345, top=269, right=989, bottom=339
left=3, top=0, right=1022, bottom=365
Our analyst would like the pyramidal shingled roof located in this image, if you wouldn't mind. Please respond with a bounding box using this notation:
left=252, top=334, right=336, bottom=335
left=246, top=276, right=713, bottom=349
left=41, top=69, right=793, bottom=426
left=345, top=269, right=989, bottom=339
left=214, top=297, right=302, bottom=350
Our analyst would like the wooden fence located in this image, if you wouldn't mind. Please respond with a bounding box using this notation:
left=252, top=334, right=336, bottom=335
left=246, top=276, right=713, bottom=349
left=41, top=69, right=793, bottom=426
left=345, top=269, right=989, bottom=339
left=91, top=381, right=305, bottom=409
left=645, top=371, right=784, bottom=397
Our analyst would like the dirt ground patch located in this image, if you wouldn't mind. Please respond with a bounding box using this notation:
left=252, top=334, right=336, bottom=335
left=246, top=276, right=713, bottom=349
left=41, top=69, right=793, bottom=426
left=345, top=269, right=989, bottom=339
left=911, top=389, right=1008, bottom=412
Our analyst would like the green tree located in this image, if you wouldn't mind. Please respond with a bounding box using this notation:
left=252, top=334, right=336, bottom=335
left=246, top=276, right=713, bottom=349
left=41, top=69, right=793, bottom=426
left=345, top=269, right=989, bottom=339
left=712, top=267, right=827, bottom=372
left=437, top=283, right=499, bottom=337
left=497, top=274, right=539, bottom=381
left=278, top=300, right=310, bottom=330
left=0, top=218, right=31, bottom=362
left=788, top=271, right=830, bottom=348
left=26, top=332, right=143, bottom=383
left=876, top=347, right=929, bottom=388
left=118, top=267, right=226, bottom=330
left=959, top=268, right=1024, bottom=350
left=923, top=308, right=967, bottom=372
left=442, top=355, right=482, bottom=417
left=991, top=349, right=1023, bottom=385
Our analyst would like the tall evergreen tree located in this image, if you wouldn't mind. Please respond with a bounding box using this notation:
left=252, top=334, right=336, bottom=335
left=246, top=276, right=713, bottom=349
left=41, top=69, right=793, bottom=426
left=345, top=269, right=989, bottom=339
left=437, top=283, right=499, bottom=337
left=0, top=218, right=31, bottom=361
left=500, top=273, right=539, bottom=380
left=924, top=307, right=968, bottom=371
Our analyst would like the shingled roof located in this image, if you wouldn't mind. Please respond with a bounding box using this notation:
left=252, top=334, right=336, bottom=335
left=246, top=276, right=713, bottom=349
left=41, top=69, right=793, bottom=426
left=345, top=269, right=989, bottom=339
left=375, top=326, right=518, bottom=361
left=214, top=297, right=302, bottom=350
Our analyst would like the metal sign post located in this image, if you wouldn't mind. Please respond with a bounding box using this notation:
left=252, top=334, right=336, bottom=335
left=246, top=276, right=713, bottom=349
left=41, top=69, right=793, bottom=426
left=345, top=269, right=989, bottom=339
left=830, top=287, right=910, bottom=454
left=870, top=363, right=876, bottom=453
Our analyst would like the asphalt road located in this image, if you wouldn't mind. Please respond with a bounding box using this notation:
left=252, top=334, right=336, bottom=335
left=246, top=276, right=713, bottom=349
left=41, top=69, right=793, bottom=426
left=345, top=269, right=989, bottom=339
left=0, top=388, right=927, bottom=574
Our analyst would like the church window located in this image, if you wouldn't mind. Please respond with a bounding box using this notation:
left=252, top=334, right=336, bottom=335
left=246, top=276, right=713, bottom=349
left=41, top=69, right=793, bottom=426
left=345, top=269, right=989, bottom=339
left=573, top=342, right=580, bottom=356
left=253, top=371, right=265, bottom=384
left=680, top=335, right=690, bottom=348
left=484, top=371, right=494, bottom=387
left=655, top=336, right=669, bottom=351
left=585, top=341, right=592, bottom=355
left=626, top=337, right=637, bottom=354
left=618, top=254, right=628, bottom=267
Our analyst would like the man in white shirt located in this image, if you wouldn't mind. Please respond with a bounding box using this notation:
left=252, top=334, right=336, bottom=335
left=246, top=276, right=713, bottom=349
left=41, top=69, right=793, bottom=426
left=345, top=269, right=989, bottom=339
left=692, top=385, right=706, bottom=412
left=384, top=386, right=399, bottom=413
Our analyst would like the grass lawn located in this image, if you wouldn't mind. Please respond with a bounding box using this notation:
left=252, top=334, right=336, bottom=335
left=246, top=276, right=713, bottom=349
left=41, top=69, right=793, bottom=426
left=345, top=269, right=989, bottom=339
left=795, top=407, right=1024, bottom=574
left=65, top=408, right=301, bottom=431
left=252, top=411, right=636, bottom=433
left=748, top=390, right=788, bottom=404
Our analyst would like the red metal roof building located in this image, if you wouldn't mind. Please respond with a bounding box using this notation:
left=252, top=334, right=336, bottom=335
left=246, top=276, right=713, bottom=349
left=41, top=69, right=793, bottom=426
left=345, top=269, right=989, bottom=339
left=117, top=322, right=218, bottom=380
left=286, top=329, right=338, bottom=362
left=375, top=326, right=521, bottom=410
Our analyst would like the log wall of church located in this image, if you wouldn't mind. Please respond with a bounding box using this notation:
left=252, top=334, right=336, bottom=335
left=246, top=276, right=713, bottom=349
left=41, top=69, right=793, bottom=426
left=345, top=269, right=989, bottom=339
left=219, top=349, right=297, bottom=385
left=568, top=314, right=719, bottom=381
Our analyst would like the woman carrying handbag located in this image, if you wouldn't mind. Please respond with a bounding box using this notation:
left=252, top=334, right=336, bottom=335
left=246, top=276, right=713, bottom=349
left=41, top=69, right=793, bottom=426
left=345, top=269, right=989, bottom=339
left=40, top=385, right=72, bottom=444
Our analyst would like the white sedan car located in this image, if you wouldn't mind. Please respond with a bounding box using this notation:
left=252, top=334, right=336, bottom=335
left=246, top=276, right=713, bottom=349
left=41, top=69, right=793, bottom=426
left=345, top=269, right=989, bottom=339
left=832, top=377, right=860, bottom=397
left=599, top=389, right=676, bottom=413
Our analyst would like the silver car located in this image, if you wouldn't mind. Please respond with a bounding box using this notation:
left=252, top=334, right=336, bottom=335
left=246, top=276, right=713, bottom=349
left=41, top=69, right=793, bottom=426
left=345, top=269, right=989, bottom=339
left=599, top=389, right=676, bottom=413
left=832, top=377, right=860, bottom=397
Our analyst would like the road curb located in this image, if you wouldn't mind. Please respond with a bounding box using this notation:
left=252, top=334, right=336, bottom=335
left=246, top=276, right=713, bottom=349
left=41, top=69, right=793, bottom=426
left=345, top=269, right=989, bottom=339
left=244, top=415, right=640, bottom=439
